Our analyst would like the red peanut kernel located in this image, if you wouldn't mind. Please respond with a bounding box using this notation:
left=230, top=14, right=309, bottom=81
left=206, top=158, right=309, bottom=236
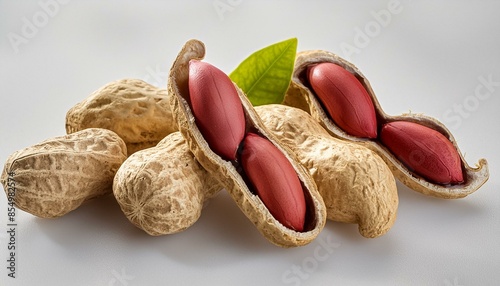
left=188, top=60, right=246, bottom=161
left=241, top=133, right=306, bottom=231
left=308, top=62, right=378, bottom=138
left=380, top=121, right=464, bottom=185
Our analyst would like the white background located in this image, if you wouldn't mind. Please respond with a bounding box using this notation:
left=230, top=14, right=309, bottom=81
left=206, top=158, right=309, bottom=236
left=1, top=1, right=499, bottom=285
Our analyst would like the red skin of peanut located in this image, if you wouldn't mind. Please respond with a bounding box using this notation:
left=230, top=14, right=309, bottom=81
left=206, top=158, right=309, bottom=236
left=308, top=62, right=378, bottom=138
left=188, top=60, right=246, bottom=161
left=241, top=133, right=306, bottom=232
left=380, top=121, right=464, bottom=184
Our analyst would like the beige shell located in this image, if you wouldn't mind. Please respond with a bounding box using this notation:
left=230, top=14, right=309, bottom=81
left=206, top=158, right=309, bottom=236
left=284, top=50, right=489, bottom=199
left=1, top=128, right=127, bottom=218
left=66, top=79, right=177, bottom=156
left=256, top=104, right=398, bottom=238
left=168, top=39, right=326, bottom=247
left=113, top=132, right=222, bottom=236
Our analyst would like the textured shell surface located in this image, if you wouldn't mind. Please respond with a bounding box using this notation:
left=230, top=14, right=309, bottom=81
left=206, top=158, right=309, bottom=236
left=1, top=128, right=127, bottom=218
left=168, top=39, right=326, bottom=247
left=65, top=78, right=177, bottom=155
left=113, top=132, right=221, bottom=236
left=256, top=104, right=398, bottom=238
left=284, top=50, right=489, bottom=199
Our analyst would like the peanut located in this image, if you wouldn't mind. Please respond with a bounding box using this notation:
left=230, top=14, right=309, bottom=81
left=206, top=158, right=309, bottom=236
left=113, top=132, right=221, bottom=235
left=188, top=60, right=246, bottom=161
left=241, top=132, right=306, bottom=232
left=307, top=62, right=377, bottom=138
left=380, top=121, right=463, bottom=184
left=1, top=128, right=127, bottom=218
left=285, top=49, right=489, bottom=198
left=256, top=104, right=398, bottom=238
left=114, top=102, right=398, bottom=238
left=188, top=60, right=307, bottom=231
left=169, top=39, right=326, bottom=247
left=66, top=79, right=177, bottom=156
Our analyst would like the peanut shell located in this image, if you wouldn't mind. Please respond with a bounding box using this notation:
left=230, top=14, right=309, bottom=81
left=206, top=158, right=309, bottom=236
left=113, top=132, right=221, bottom=236
left=1, top=128, right=127, bottom=218
left=66, top=79, right=177, bottom=156
left=168, top=39, right=326, bottom=248
left=256, top=105, right=398, bottom=238
left=284, top=50, right=489, bottom=199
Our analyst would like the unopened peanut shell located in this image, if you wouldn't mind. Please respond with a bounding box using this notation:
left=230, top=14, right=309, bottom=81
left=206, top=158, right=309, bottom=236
left=66, top=79, right=177, bottom=156
left=113, top=132, right=221, bottom=235
left=256, top=104, right=398, bottom=238
left=1, top=128, right=127, bottom=218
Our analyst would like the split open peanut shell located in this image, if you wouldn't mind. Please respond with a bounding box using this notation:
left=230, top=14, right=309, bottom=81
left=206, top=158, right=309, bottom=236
left=283, top=50, right=489, bottom=199
left=168, top=39, right=326, bottom=247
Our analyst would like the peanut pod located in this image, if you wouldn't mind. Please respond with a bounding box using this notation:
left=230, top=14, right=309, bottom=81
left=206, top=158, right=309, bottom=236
left=284, top=50, right=489, bottom=198
left=1, top=128, right=127, bottom=218
left=168, top=39, right=326, bottom=247
left=115, top=104, right=397, bottom=238
left=188, top=60, right=307, bottom=232
left=113, top=132, right=221, bottom=235
left=66, top=79, right=177, bottom=156
left=99, top=89, right=394, bottom=237
left=256, top=105, right=398, bottom=238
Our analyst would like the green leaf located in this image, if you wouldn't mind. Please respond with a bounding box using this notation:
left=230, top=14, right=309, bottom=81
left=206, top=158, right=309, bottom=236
left=229, top=38, right=298, bottom=106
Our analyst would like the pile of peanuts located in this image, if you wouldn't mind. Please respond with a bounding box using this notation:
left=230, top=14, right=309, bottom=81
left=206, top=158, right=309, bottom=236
left=1, top=39, right=489, bottom=248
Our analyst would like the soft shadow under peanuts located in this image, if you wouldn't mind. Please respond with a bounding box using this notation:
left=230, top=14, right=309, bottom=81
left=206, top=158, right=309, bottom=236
left=323, top=214, right=398, bottom=252
left=306, top=221, right=403, bottom=284
left=35, top=189, right=287, bottom=267
left=34, top=193, right=135, bottom=250
left=395, top=181, right=484, bottom=216
left=151, top=191, right=288, bottom=267
left=34, top=191, right=286, bottom=267
left=322, top=220, right=365, bottom=243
